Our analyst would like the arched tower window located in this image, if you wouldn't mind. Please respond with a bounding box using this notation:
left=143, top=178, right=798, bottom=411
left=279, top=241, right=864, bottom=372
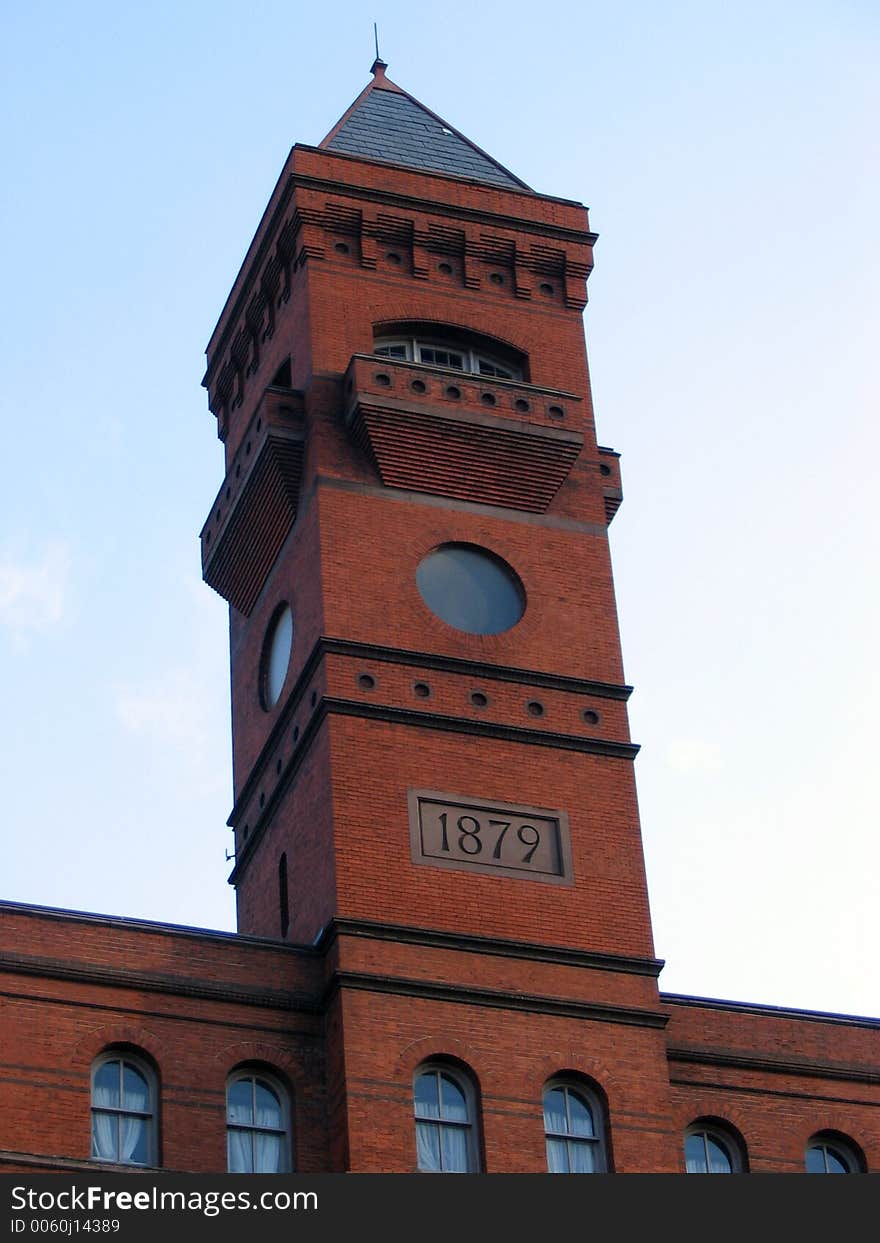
left=91, top=1051, right=157, bottom=1166
left=374, top=327, right=525, bottom=381
left=226, top=1069, right=292, bottom=1173
left=413, top=1062, right=480, bottom=1172
left=543, top=1079, right=608, bottom=1172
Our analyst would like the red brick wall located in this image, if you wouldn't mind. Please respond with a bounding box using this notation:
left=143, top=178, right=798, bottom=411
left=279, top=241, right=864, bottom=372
left=0, top=906, right=329, bottom=1173
left=663, top=996, right=880, bottom=1172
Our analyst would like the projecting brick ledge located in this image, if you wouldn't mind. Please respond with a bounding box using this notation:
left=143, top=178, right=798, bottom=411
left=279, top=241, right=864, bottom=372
left=201, top=386, right=305, bottom=615
left=344, top=354, right=584, bottom=513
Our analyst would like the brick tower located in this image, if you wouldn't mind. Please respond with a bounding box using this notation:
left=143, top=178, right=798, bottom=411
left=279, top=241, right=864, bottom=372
left=0, top=61, right=875, bottom=1184
left=199, top=61, right=674, bottom=1172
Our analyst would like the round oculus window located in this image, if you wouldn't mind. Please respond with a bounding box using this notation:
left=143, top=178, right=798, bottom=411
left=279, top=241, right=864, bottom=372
left=261, top=604, right=293, bottom=709
left=416, top=544, right=524, bottom=635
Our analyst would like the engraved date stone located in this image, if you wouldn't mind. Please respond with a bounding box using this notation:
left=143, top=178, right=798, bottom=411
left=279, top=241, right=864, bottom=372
left=408, top=789, right=573, bottom=885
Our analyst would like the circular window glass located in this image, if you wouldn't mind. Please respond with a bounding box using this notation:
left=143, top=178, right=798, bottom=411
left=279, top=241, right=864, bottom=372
left=261, top=604, right=293, bottom=709
left=416, top=544, right=524, bottom=635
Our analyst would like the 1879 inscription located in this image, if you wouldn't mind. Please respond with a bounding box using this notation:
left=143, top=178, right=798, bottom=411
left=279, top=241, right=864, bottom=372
left=408, top=789, right=573, bottom=885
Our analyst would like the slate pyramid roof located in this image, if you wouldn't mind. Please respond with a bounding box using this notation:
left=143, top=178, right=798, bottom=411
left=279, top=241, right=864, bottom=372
left=320, top=61, right=531, bottom=192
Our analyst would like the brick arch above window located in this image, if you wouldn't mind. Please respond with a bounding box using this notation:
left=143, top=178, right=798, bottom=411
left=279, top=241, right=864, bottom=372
left=210, top=1041, right=309, bottom=1096
left=394, top=1036, right=484, bottom=1080
left=73, top=1025, right=164, bottom=1070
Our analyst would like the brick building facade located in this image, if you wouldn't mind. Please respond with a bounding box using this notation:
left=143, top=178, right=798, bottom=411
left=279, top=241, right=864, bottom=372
left=1, top=64, right=876, bottom=1176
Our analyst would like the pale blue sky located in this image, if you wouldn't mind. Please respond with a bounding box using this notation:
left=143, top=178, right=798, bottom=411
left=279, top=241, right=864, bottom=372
left=2, top=1, right=878, bottom=1016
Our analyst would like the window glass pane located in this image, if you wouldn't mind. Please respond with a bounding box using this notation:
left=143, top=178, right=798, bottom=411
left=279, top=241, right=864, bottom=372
left=825, top=1148, right=848, bottom=1174
left=439, top=1073, right=467, bottom=1122
left=566, top=1090, right=594, bottom=1137
left=441, top=1124, right=469, bottom=1172
left=416, top=1120, right=442, bottom=1171
left=121, top=1063, right=149, bottom=1112
left=94, top=1060, right=120, bottom=1108
left=254, top=1079, right=282, bottom=1128
left=477, top=358, right=515, bottom=378
left=228, top=1128, right=252, bottom=1173
left=568, top=1139, right=597, bottom=1173
left=122, top=1116, right=148, bottom=1165
left=227, top=1078, right=254, bottom=1125
left=543, top=1088, right=567, bottom=1134
left=416, top=545, right=524, bottom=635
left=227, top=1076, right=290, bottom=1174
left=91, top=1112, right=117, bottom=1161
left=414, top=1072, right=441, bottom=1119
left=264, top=606, right=293, bottom=708
left=374, top=337, right=521, bottom=377
left=419, top=347, right=464, bottom=369
left=254, top=1131, right=284, bottom=1172
left=805, top=1145, right=825, bottom=1173
left=546, top=1137, right=569, bottom=1173
left=685, top=1132, right=708, bottom=1173
left=707, top=1136, right=732, bottom=1173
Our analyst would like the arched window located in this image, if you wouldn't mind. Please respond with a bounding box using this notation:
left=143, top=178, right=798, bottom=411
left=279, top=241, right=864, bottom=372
left=684, top=1121, right=744, bottom=1173
left=414, top=1063, right=479, bottom=1172
left=374, top=333, right=524, bottom=381
left=226, top=1070, right=291, bottom=1173
left=91, top=1051, right=156, bottom=1166
left=543, top=1080, right=607, bottom=1173
left=805, top=1132, right=863, bottom=1174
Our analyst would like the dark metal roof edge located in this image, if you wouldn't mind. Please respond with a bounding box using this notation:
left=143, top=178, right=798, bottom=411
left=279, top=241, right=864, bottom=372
left=661, top=991, right=880, bottom=1028
left=0, top=899, right=315, bottom=956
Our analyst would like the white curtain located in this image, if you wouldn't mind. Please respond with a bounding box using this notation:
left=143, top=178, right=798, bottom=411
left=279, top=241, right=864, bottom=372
left=416, top=1121, right=441, bottom=1171
left=569, top=1140, right=596, bottom=1173
left=255, top=1132, right=283, bottom=1172
left=91, top=1112, right=116, bottom=1160
left=227, top=1128, right=253, bottom=1173
left=546, top=1138, right=567, bottom=1173
left=92, top=1067, right=117, bottom=1159
left=543, top=1090, right=566, bottom=1135
left=440, top=1125, right=469, bottom=1172
left=119, top=1115, right=146, bottom=1163
left=546, top=1139, right=597, bottom=1173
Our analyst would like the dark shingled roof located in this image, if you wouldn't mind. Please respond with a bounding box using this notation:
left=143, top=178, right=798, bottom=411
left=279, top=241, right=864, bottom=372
left=325, top=84, right=529, bottom=191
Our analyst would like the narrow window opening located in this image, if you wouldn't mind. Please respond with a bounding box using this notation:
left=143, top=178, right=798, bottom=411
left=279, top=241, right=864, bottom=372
left=279, top=852, right=289, bottom=938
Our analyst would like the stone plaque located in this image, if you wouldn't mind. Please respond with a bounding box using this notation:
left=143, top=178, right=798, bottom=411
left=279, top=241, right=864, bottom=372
left=408, top=789, right=573, bottom=885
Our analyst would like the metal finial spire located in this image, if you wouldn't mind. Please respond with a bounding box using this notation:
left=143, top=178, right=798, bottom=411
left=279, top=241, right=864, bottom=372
left=370, top=22, right=387, bottom=77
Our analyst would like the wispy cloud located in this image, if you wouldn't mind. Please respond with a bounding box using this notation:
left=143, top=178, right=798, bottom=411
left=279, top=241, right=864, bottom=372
left=0, top=541, right=71, bottom=635
left=113, top=666, right=229, bottom=799
left=115, top=669, right=207, bottom=745
left=665, top=737, right=723, bottom=774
